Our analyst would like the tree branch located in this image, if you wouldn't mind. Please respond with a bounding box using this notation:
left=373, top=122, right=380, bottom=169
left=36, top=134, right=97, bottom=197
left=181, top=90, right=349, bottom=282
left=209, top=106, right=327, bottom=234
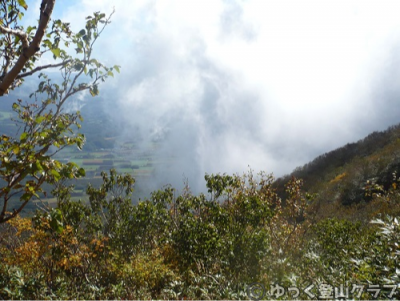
left=0, top=175, right=46, bottom=224
left=0, top=199, right=30, bottom=224
left=0, top=0, right=55, bottom=96
left=16, top=60, right=72, bottom=80
left=0, top=24, right=29, bottom=49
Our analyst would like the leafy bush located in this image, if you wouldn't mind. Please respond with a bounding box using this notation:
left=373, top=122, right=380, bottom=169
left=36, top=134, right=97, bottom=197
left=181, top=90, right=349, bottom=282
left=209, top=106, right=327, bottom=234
left=1, top=169, right=400, bottom=299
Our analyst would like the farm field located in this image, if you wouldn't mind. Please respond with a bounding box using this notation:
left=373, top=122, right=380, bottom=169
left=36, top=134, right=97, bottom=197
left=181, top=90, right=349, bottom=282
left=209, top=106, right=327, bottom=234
left=1, top=106, right=172, bottom=216
left=52, top=143, right=161, bottom=196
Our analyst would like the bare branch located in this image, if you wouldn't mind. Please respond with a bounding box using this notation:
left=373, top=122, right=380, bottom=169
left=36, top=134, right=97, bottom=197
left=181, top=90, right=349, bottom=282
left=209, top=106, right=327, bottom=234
left=0, top=199, right=29, bottom=223
left=0, top=24, right=29, bottom=48
left=16, top=60, right=72, bottom=79
left=0, top=175, right=46, bottom=224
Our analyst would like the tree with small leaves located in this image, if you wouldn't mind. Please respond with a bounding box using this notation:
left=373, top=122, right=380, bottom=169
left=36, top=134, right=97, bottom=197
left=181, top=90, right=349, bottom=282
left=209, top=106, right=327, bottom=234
left=0, top=0, right=120, bottom=223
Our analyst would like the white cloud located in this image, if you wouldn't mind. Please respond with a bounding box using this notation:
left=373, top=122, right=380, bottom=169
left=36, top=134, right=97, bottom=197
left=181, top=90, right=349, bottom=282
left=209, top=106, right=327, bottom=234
left=46, top=0, right=400, bottom=192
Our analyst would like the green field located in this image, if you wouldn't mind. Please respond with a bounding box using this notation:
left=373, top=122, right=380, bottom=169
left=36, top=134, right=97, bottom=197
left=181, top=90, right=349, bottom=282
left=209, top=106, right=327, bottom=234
left=1, top=105, right=175, bottom=215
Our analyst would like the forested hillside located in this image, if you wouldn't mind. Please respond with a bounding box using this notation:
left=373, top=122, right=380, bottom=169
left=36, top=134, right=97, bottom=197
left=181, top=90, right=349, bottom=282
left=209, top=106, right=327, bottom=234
left=275, top=123, right=400, bottom=220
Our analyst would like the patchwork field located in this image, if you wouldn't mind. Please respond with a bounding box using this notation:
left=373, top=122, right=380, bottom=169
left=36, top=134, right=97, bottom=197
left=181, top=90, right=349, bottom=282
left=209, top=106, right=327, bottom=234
left=1, top=106, right=174, bottom=216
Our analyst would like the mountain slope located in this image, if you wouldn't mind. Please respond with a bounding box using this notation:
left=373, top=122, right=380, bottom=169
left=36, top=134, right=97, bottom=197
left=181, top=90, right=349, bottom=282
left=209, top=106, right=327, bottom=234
left=274, top=123, right=400, bottom=220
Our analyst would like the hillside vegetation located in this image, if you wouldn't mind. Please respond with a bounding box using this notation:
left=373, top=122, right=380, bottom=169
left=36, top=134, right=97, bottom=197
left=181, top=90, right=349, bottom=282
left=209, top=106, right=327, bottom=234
left=1, top=134, right=400, bottom=298
left=275, top=123, right=400, bottom=221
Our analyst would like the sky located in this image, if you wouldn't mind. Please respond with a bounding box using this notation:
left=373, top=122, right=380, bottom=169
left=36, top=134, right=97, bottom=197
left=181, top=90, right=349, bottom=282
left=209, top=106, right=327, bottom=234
left=25, top=0, right=400, bottom=193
